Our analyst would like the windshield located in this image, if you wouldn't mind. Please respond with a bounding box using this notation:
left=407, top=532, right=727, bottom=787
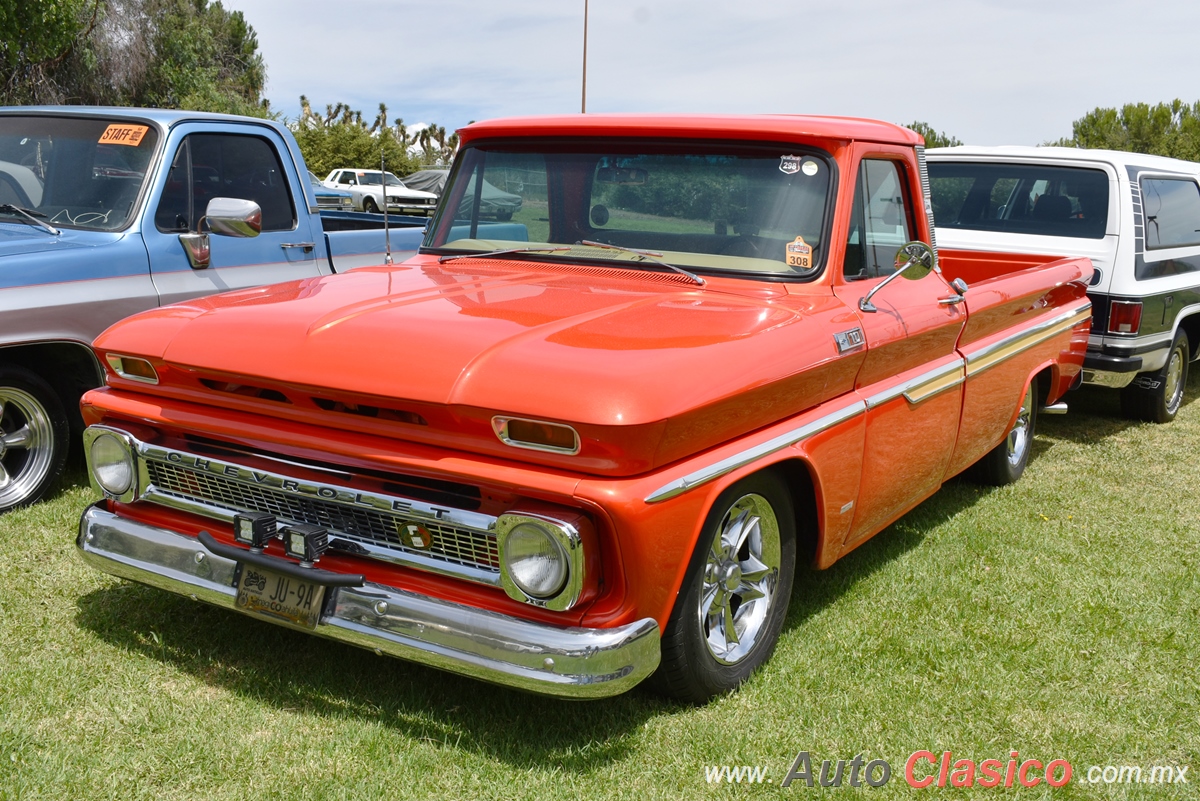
left=426, top=140, right=834, bottom=277
left=0, top=115, right=159, bottom=231
left=360, top=172, right=404, bottom=187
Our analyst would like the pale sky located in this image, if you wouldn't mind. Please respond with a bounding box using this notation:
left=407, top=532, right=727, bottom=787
left=231, top=0, right=1200, bottom=146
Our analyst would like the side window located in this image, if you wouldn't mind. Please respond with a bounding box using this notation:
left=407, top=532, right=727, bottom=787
left=844, top=159, right=912, bottom=279
left=1141, top=177, right=1200, bottom=249
left=154, top=133, right=296, bottom=233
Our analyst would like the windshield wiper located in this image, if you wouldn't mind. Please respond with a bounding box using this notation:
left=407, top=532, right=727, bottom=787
left=438, top=245, right=572, bottom=264
left=578, top=240, right=705, bottom=286
left=0, top=204, right=60, bottom=236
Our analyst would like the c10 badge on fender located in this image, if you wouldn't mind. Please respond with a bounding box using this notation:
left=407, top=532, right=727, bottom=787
left=235, top=566, right=325, bottom=630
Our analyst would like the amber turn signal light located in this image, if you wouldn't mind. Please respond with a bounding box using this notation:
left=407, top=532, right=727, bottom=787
left=106, top=354, right=159, bottom=384
left=492, top=417, right=580, bottom=455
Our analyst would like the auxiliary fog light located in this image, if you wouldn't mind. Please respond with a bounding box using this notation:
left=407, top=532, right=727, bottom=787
left=281, top=524, right=329, bottom=565
left=233, top=512, right=277, bottom=551
left=502, top=522, right=569, bottom=599
left=89, top=433, right=134, bottom=496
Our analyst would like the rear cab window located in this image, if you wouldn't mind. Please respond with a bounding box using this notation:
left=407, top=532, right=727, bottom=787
left=929, top=162, right=1110, bottom=239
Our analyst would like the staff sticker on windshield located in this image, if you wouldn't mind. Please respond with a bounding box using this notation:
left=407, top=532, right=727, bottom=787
left=99, top=124, right=149, bottom=146
left=801, top=160, right=819, bottom=176
left=779, top=155, right=803, bottom=174
left=786, top=236, right=813, bottom=269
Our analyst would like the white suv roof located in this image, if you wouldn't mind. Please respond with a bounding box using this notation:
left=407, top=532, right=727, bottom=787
left=928, top=145, right=1200, bottom=175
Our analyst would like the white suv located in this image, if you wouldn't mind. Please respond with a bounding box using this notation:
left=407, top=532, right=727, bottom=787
left=928, top=146, right=1200, bottom=422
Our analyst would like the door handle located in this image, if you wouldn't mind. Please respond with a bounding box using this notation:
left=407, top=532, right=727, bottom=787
left=938, top=277, right=968, bottom=305
left=281, top=242, right=315, bottom=252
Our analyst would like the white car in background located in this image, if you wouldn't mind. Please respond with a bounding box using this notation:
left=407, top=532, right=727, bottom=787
left=322, top=168, right=438, bottom=215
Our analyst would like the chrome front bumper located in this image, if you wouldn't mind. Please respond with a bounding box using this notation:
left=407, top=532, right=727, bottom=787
left=77, top=503, right=660, bottom=699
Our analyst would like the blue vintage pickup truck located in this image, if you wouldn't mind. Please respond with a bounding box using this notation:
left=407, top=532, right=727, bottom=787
left=0, top=107, right=428, bottom=512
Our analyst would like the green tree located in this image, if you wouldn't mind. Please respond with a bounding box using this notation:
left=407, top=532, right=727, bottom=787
left=135, top=0, right=267, bottom=113
left=904, top=121, right=963, bottom=149
left=0, top=0, right=102, bottom=103
left=1, top=0, right=269, bottom=115
left=1054, top=100, right=1200, bottom=160
left=292, top=98, right=456, bottom=177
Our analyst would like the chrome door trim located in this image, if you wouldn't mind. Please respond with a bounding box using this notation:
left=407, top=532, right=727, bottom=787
left=864, top=358, right=966, bottom=410
left=644, top=400, right=866, bottom=504
left=965, top=303, right=1092, bottom=377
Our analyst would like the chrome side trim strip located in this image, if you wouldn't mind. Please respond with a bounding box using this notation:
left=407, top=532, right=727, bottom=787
left=78, top=505, right=661, bottom=699
left=865, top=358, right=966, bottom=409
left=644, top=400, right=865, bottom=504
left=965, top=303, right=1092, bottom=377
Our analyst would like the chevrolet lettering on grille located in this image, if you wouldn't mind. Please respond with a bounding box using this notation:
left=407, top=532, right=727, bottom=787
left=153, top=448, right=486, bottom=528
left=133, top=441, right=502, bottom=583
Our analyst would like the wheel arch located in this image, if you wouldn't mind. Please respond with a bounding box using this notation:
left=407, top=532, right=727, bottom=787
left=0, top=340, right=104, bottom=437
left=1175, top=310, right=1200, bottom=363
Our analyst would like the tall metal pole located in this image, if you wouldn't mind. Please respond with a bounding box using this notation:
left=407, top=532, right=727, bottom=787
left=581, top=0, right=588, bottom=113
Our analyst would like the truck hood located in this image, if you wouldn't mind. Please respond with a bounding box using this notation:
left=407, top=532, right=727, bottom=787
left=95, top=257, right=857, bottom=473
left=0, top=222, right=110, bottom=262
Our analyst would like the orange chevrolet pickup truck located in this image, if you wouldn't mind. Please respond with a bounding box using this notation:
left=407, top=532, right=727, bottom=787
left=75, top=115, right=1093, bottom=702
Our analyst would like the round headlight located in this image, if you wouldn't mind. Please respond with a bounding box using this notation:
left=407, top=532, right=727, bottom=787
left=90, top=433, right=133, bottom=495
left=503, top=522, right=568, bottom=599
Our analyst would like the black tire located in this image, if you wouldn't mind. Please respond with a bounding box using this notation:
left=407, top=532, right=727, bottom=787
left=969, top=381, right=1037, bottom=486
left=649, top=471, right=796, bottom=703
left=495, top=211, right=513, bottom=221
left=0, top=367, right=70, bottom=513
left=362, top=196, right=378, bottom=214
left=1121, top=331, right=1189, bottom=424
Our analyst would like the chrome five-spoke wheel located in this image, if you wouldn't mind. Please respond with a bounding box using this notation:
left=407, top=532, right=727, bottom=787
left=0, top=368, right=69, bottom=513
left=698, top=494, right=781, bottom=665
left=1005, top=383, right=1034, bottom=468
left=971, top=379, right=1039, bottom=487
left=652, top=472, right=797, bottom=702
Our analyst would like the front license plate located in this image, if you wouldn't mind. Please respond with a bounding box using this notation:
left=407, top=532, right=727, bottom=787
left=235, top=565, right=326, bottom=630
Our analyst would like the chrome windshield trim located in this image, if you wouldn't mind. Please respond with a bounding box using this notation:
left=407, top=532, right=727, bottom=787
left=644, top=400, right=866, bottom=504
left=865, top=358, right=966, bottom=409
left=965, top=303, right=1092, bottom=377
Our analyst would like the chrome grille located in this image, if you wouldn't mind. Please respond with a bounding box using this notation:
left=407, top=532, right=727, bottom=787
left=146, top=459, right=499, bottom=572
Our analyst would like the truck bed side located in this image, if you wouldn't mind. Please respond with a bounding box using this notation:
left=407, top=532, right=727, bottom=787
left=940, top=248, right=1093, bottom=478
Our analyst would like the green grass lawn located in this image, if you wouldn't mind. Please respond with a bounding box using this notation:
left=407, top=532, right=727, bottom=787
left=1, top=378, right=1197, bottom=799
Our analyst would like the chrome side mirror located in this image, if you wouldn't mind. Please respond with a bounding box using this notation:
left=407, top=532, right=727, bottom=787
left=178, top=198, right=262, bottom=270
left=204, top=197, right=262, bottom=238
left=893, top=241, right=935, bottom=280
left=859, top=240, right=937, bottom=313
